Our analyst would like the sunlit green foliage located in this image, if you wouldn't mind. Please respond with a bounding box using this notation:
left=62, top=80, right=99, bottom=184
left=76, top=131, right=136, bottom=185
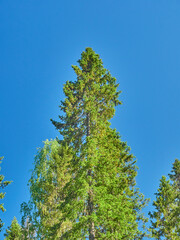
left=4, top=217, right=22, bottom=240
left=149, top=159, right=180, bottom=239
left=51, top=48, right=148, bottom=239
left=26, top=139, right=72, bottom=239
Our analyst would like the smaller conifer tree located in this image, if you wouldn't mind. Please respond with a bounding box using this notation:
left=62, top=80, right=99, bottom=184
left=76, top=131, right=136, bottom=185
left=149, top=159, right=180, bottom=239
left=4, top=217, right=22, bottom=240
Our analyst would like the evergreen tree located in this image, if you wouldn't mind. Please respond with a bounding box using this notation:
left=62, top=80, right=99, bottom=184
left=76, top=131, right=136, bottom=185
left=27, top=139, right=72, bottom=239
left=169, top=159, right=180, bottom=188
left=0, top=156, right=11, bottom=232
left=51, top=47, right=148, bottom=239
left=149, top=159, right=180, bottom=239
left=4, top=217, right=22, bottom=240
left=169, top=159, right=180, bottom=236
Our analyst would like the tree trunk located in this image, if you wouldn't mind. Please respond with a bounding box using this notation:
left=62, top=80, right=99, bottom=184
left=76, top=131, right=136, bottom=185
left=87, top=112, right=96, bottom=240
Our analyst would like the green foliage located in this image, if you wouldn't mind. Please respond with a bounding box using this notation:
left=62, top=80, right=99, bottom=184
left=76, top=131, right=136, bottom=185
left=149, top=159, right=180, bottom=239
left=0, top=156, right=11, bottom=232
left=20, top=201, right=36, bottom=239
left=26, top=139, right=72, bottom=239
left=4, top=217, right=22, bottom=240
left=51, top=48, right=148, bottom=239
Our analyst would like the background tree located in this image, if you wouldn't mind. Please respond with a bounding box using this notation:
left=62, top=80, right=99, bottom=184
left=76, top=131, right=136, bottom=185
left=4, top=217, right=22, bottom=240
left=26, top=139, right=72, bottom=239
left=149, top=159, right=180, bottom=239
left=0, top=156, right=11, bottom=232
left=169, top=159, right=180, bottom=237
left=20, top=201, right=36, bottom=240
left=51, top=48, right=148, bottom=239
left=169, top=159, right=180, bottom=189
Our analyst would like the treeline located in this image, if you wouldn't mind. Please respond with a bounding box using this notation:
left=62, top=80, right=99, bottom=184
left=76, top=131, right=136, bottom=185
left=1, top=48, right=179, bottom=239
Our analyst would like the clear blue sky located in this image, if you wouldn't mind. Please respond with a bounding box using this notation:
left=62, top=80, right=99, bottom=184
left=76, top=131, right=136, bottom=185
left=1, top=0, right=180, bottom=238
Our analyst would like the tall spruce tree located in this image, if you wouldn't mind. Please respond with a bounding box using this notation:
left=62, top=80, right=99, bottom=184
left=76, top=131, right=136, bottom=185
left=4, top=217, right=22, bottom=240
left=149, top=159, right=180, bottom=239
left=51, top=48, right=148, bottom=239
left=0, top=157, right=11, bottom=232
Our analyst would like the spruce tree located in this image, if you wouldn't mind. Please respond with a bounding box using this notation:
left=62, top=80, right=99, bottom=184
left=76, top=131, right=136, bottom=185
left=51, top=48, right=148, bottom=239
left=149, top=159, right=180, bottom=239
left=169, top=159, right=180, bottom=236
left=0, top=157, right=11, bottom=232
left=169, top=159, right=180, bottom=188
left=4, top=217, right=22, bottom=240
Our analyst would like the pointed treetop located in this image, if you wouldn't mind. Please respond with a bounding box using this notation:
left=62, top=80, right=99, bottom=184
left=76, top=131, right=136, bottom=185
left=169, top=159, right=180, bottom=184
left=77, top=47, right=104, bottom=74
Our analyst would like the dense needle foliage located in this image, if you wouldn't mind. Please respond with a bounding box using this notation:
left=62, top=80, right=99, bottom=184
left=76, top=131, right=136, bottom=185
left=149, top=159, right=180, bottom=239
left=4, top=217, right=22, bottom=240
left=51, top=48, right=148, bottom=239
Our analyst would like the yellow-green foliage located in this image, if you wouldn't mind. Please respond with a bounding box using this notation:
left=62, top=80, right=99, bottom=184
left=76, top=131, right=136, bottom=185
left=0, top=157, right=11, bottom=232
left=4, top=217, right=22, bottom=240
left=28, top=139, right=72, bottom=239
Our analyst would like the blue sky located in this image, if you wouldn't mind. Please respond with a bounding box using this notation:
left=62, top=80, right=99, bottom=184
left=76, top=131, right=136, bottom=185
left=0, top=0, right=180, bottom=238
